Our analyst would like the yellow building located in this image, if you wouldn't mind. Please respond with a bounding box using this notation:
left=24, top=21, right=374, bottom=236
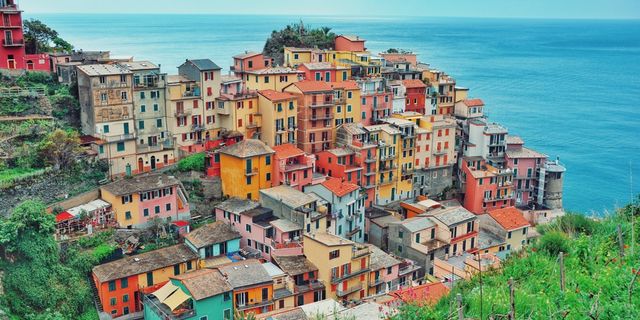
left=166, top=75, right=204, bottom=149
left=303, top=233, right=371, bottom=302
left=381, top=118, right=417, bottom=201
left=364, top=124, right=402, bottom=205
left=257, top=90, right=297, bottom=146
left=330, top=81, right=361, bottom=132
left=177, top=59, right=223, bottom=140
left=215, top=92, right=260, bottom=140
left=219, top=139, right=275, bottom=200
left=283, top=47, right=329, bottom=68
left=244, top=67, right=304, bottom=92
left=328, top=51, right=381, bottom=77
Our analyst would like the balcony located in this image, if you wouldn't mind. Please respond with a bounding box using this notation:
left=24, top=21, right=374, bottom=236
left=294, top=280, right=325, bottom=294
left=402, top=167, right=414, bottom=175
left=333, top=96, right=346, bottom=104
left=433, top=148, right=448, bottom=155
left=245, top=167, right=259, bottom=176
left=93, top=81, right=130, bottom=89
left=378, top=177, right=397, bottom=186
left=352, top=245, right=370, bottom=258
left=398, top=262, right=421, bottom=276
left=2, top=38, right=23, bottom=47
left=369, top=277, right=385, bottom=287
left=309, top=99, right=334, bottom=108
left=310, top=113, right=333, bottom=121
left=378, top=164, right=397, bottom=172
left=143, top=294, right=195, bottom=320
left=363, top=182, right=376, bottom=189
left=364, top=156, right=376, bottom=163
left=97, top=133, right=136, bottom=142
left=364, top=170, right=376, bottom=176
left=136, top=143, right=163, bottom=153
left=283, top=162, right=312, bottom=172
left=174, top=110, right=192, bottom=117
left=336, top=283, right=363, bottom=297
left=237, top=299, right=273, bottom=311
left=191, top=123, right=205, bottom=131
left=246, top=121, right=260, bottom=129
left=346, top=226, right=361, bottom=238
left=380, top=153, right=396, bottom=161
left=271, top=240, right=303, bottom=257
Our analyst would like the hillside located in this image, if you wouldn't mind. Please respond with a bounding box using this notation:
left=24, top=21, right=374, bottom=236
left=393, top=198, right=640, bottom=319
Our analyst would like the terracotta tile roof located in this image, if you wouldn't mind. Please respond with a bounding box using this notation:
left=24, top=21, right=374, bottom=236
left=219, top=139, right=275, bottom=158
left=272, top=143, right=305, bottom=159
left=321, top=177, right=359, bottom=197
left=402, top=79, right=427, bottom=89
left=273, top=255, right=318, bottom=276
left=488, top=207, right=530, bottom=231
left=233, top=51, right=262, bottom=59
left=330, top=80, right=359, bottom=90
left=291, top=80, right=334, bottom=93
left=217, top=259, right=272, bottom=289
left=463, top=99, right=485, bottom=107
left=258, top=89, right=294, bottom=102
left=172, top=269, right=232, bottom=300
left=184, top=221, right=242, bottom=249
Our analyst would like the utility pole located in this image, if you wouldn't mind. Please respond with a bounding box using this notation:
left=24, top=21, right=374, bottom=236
left=457, top=293, right=464, bottom=320
left=618, top=224, right=625, bottom=259
left=559, top=252, right=565, bottom=292
left=508, top=277, right=515, bottom=320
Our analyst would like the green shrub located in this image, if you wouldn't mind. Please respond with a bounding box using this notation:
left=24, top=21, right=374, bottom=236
left=538, top=231, right=570, bottom=256
left=177, top=152, right=205, bottom=172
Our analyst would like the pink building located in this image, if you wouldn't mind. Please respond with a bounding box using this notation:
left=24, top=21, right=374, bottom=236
left=215, top=198, right=303, bottom=261
left=505, top=136, right=547, bottom=207
left=231, top=51, right=273, bottom=78
left=357, top=78, right=392, bottom=125
left=271, top=143, right=319, bottom=191
left=220, top=74, right=243, bottom=96
left=0, top=0, right=51, bottom=72
left=298, top=62, right=349, bottom=82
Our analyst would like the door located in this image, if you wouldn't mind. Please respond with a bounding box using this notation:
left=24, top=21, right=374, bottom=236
left=137, top=158, right=144, bottom=173
left=150, top=156, right=156, bottom=170
left=123, top=123, right=130, bottom=135
left=163, top=154, right=168, bottom=164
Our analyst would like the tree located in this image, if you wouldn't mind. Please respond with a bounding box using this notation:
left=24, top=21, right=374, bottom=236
left=24, top=19, right=73, bottom=54
left=38, top=129, right=83, bottom=170
left=263, top=21, right=335, bottom=66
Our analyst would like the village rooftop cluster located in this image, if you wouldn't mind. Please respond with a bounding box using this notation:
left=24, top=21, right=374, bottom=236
left=1, top=1, right=567, bottom=319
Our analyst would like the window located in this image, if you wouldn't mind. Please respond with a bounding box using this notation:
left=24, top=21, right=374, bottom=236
left=289, top=101, right=294, bottom=110
left=337, top=105, right=341, bottom=113
left=99, top=145, right=104, bottom=154
left=156, top=119, right=163, bottom=128
left=523, top=227, right=528, bottom=235
left=329, top=250, right=340, bottom=259
left=140, top=105, right=146, bottom=113
left=508, top=231, right=512, bottom=239
left=246, top=224, right=252, bottom=232
left=117, top=142, right=125, bottom=152
left=103, top=125, right=110, bottom=133
left=166, top=203, right=171, bottom=211
left=262, top=287, right=269, bottom=301
left=108, top=280, right=116, bottom=291
left=347, top=104, right=352, bottom=112
left=348, top=91, right=352, bottom=99
left=246, top=176, right=252, bottom=185
left=121, top=91, right=128, bottom=100
left=143, top=208, right=149, bottom=217
left=415, top=233, right=420, bottom=243
left=266, top=172, right=271, bottom=181
left=200, top=316, right=208, bottom=320
left=266, top=155, right=271, bottom=165
left=399, top=231, right=404, bottom=239
left=398, top=245, right=403, bottom=253
left=138, top=120, right=144, bottom=130
left=125, top=211, right=131, bottom=220
left=264, top=76, right=270, bottom=83
left=140, top=91, right=145, bottom=99
left=110, top=297, right=116, bottom=306
left=146, top=272, right=153, bottom=286
left=294, top=53, right=299, bottom=59
left=174, top=264, right=180, bottom=275
left=123, top=294, right=129, bottom=303
left=153, top=104, right=159, bottom=111
left=223, top=309, right=231, bottom=320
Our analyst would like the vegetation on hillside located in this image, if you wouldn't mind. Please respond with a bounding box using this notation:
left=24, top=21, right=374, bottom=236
left=177, top=152, right=206, bottom=172
left=24, top=19, right=73, bottom=54
left=0, top=200, right=110, bottom=319
left=263, top=21, right=336, bottom=65
left=394, top=198, right=640, bottom=319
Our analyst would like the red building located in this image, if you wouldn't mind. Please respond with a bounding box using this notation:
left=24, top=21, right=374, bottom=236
left=0, top=0, right=50, bottom=72
left=271, top=143, right=318, bottom=191
left=298, top=62, right=349, bottom=82
left=334, top=35, right=366, bottom=52
left=461, top=157, right=515, bottom=214
left=402, top=79, right=427, bottom=114
left=315, top=147, right=362, bottom=186
left=334, top=123, right=378, bottom=207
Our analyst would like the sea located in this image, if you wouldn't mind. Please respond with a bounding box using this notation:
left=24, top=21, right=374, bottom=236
left=26, top=14, right=640, bottom=215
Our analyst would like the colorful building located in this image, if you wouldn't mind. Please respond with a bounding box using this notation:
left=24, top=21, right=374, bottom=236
left=217, top=259, right=274, bottom=315
left=219, top=139, right=275, bottom=200
left=77, top=64, right=136, bottom=177
left=380, top=117, right=417, bottom=202
left=232, top=51, right=273, bottom=78
left=215, top=89, right=260, bottom=140
left=306, top=177, right=365, bottom=242
left=357, top=78, right=392, bottom=125
left=284, top=81, right=336, bottom=154
left=284, top=47, right=329, bottom=68
left=244, top=67, right=304, bottom=92
left=366, top=244, right=402, bottom=296
left=259, top=185, right=328, bottom=234
left=454, top=98, right=484, bottom=120
left=272, top=255, right=326, bottom=307
left=183, top=221, right=241, bottom=267
left=464, top=118, right=508, bottom=168
left=402, top=79, right=427, bottom=114
left=478, top=206, right=531, bottom=253
left=271, top=143, right=318, bottom=191
left=303, top=232, right=371, bottom=302
left=165, top=74, right=205, bottom=152
left=298, top=62, right=350, bottom=82
left=334, top=123, right=378, bottom=207
left=99, top=174, right=190, bottom=228
left=0, top=0, right=50, bottom=72
left=461, top=157, right=514, bottom=214
left=143, top=268, right=234, bottom=320
left=92, top=244, right=199, bottom=318
left=334, top=35, right=366, bottom=52
left=364, top=123, right=402, bottom=205
left=330, top=80, right=361, bottom=129
left=257, top=90, right=297, bottom=146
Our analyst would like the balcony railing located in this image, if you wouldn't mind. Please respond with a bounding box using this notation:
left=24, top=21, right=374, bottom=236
left=331, top=267, right=369, bottom=284
left=93, top=81, right=130, bottom=89
left=245, top=167, right=259, bottom=176
left=352, top=245, right=370, bottom=258
left=369, top=277, right=385, bottom=287
left=378, top=177, right=397, bottom=185
left=97, top=133, right=136, bottom=142
left=142, top=294, right=195, bottom=320
left=237, top=299, right=273, bottom=311
left=336, top=283, right=363, bottom=297
left=380, top=153, right=396, bottom=161
left=174, top=110, right=192, bottom=117
left=310, top=113, right=333, bottom=121
left=2, top=38, right=23, bottom=46
left=294, top=280, right=325, bottom=294
left=191, top=123, right=205, bottom=131
left=364, top=156, right=376, bottom=163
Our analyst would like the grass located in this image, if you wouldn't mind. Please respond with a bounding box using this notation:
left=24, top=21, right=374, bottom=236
left=0, top=167, right=45, bottom=184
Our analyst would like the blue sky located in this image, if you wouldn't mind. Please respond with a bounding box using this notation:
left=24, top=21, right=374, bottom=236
left=21, top=0, right=640, bottom=19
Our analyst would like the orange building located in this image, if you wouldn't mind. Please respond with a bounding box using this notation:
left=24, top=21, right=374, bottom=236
left=272, top=255, right=326, bottom=307
left=91, top=244, right=198, bottom=318
left=334, top=35, right=366, bottom=52
left=298, top=62, right=350, bottom=83
left=461, top=157, right=515, bottom=214
left=217, top=259, right=274, bottom=315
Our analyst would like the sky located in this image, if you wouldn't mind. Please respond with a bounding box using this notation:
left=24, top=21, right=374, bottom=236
left=20, top=0, right=640, bottom=19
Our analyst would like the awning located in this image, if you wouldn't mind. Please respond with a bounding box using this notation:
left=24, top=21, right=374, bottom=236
left=56, top=211, right=74, bottom=223
left=151, top=281, right=178, bottom=302
left=164, top=288, right=190, bottom=311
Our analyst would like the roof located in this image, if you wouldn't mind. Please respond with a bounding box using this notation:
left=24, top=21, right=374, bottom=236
left=247, top=67, right=302, bottom=75
left=305, top=232, right=354, bottom=247
left=166, top=74, right=194, bottom=84
left=365, top=124, right=402, bottom=135
left=477, top=229, right=505, bottom=250
left=242, top=206, right=273, bottom=218
left=77, top=64, right=131, bottom=76
left=92, top=244, right=198, bottom=282
left=220, top=74, right=242, bottom=83
left=217, top=260, right=272, bottom=289
left=256, top=308, right=308, bottom=320
left=56, top=211, right=74, bottom=223
left=260, top=185, right=316, bottom=209
left=330, top=80, right=359, bottom=90
left=258, top=89, right=295, bottom=102
left=215, top=198, right=260, bottom=214
left=172, top=269, right=232, bottom=300
left=171, top=220, right=189, bottom=227
left=388, top=282, right=450, bottom=306
left=300, top=62, right=334, bottom=70
left=273, top=255, right=318, bottom=276
left=101, top=174, right=181, bottom=196
left=184, top=221, right=242, bottom=249
left=337, top=34, right=365, bottom=42
left=66, top=199, right=111, bottom=217
left=402, top=79, right=427, bottom=89
left=270, top=219, right=302, bottom=233
left=367, top=244, right=400, bottom=270
left=119, top=61, right=159, bottom=71
left=426, top=206, right=476, bottom=227
left=272, top=143, right=305, bottom=159
left=506, top=135, right=524, bottom=145
left=371, top=214, right=400, bottom=228
left=488, top=207, right=531, bottom=230
left=505, top=146, right=547, bottom=159
left=325, top=147, right=354, bottom=157
left=300, top=299, right=346, bottom=317
left=290, top=80, right=334, bottom=93
left=262, top=262, right=286, bottom=278
left=381, top=117, right=415, bottom=127
left=183, top=59, right=221, bottom=71
left=233, top=51, right=262, bottom=59
left=463, top=98, right=485, bottom=107
left=219, top=139, right=274, bottom=158
left=321, top=177, right=359, bottom=197
left=395, top=217, right=435, bottom=232
left=339, top=123, right=367, bottom=135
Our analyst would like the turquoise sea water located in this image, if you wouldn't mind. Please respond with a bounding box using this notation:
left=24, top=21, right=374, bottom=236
left=28, top=14, right=640, bottom=214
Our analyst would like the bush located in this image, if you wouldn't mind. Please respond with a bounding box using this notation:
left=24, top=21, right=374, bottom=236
left=177, top=152, right=205, bottom=172
left=538, top=231, right=570, bottom=257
